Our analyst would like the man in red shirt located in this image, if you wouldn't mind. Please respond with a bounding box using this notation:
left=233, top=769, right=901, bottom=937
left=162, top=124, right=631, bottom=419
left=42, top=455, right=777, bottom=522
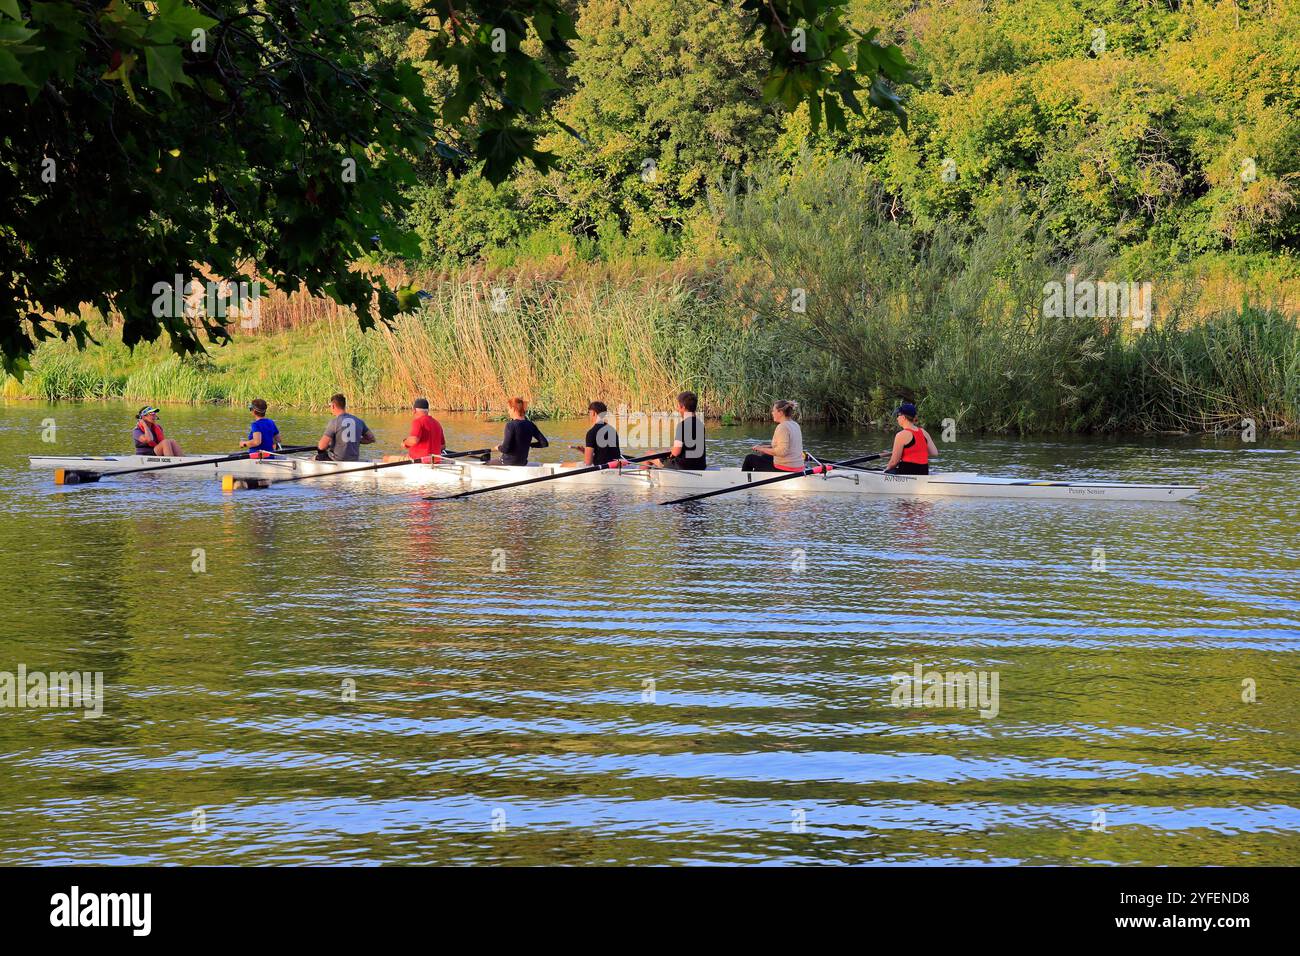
left=402, top=397, right=445, bottom=461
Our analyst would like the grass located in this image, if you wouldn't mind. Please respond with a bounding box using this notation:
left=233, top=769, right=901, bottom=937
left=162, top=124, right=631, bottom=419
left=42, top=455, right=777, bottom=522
left=5, top=258, right=1298, bottom=434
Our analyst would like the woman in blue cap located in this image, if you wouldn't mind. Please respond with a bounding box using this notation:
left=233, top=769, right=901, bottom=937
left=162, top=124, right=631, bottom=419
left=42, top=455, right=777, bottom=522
left=882, top=402, right=937, bottom=475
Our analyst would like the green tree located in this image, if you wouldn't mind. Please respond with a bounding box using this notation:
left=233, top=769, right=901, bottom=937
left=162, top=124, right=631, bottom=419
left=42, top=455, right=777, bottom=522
left=532, top=0, right=784, bottom=239
left=0, top=0, right=914, bottom=373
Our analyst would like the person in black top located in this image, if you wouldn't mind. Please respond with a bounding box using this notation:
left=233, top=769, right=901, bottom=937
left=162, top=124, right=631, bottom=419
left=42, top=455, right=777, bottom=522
left=493, top=396, right=549, bottom=465
left=572, top=400, right=622, bottom=466
left=644, top=391, right=706, bottom=470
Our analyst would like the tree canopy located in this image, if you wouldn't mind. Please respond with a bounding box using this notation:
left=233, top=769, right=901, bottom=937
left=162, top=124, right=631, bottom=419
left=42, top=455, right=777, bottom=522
left=0, top=0, right=915, bottom=373
left=409, top=1, right=1299, bottom=272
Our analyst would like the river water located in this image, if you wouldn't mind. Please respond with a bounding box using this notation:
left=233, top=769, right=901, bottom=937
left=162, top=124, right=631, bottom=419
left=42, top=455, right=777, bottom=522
left=0, top=400, right=1296, bottom=865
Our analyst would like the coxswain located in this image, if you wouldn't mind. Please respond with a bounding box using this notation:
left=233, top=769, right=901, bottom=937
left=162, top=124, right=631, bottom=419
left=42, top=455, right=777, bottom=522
left=132, top=406, right=184, bottom=457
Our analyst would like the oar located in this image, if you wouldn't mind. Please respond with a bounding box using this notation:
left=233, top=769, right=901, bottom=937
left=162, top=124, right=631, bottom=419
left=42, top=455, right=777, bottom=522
left=89, top=445, right=317, bottom=479
left=230, top=448, right=493, bottom=488
left=425, top=451, right=669, bottom=501
left=659, top=453, right=884, bottom=505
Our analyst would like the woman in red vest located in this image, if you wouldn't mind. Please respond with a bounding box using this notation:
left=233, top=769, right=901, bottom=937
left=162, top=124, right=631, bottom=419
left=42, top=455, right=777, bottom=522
left=132, top=407, right=185, bottom=457
left=882, top=402, right=937, bottom=475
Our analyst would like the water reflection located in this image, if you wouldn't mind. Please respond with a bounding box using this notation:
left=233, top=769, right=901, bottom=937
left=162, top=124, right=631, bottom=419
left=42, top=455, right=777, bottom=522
left=0, top=400, right=1297, bottom=865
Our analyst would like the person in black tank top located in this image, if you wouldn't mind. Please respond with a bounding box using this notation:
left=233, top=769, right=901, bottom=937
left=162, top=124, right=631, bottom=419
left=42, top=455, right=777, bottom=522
left=572, top=401, right=622, bottom=466
left=644, top=391, right=706, bottom=470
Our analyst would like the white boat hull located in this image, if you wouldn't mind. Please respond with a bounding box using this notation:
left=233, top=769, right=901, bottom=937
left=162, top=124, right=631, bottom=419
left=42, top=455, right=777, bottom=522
left=646, top=467, right=1199, bottom=501
left=438, top=462, right=1199, bottom=502
left=31, top=455, right=1198, bottom=501
left=30, top=454, right=233, bottom=481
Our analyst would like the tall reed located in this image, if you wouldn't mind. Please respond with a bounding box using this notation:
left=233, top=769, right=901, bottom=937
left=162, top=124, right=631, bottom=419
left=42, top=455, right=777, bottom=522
left=5, top=248, right=1297, bottom=433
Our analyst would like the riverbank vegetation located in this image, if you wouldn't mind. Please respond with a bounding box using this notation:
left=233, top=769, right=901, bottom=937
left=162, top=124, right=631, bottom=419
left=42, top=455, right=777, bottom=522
left=5, top=1, right=1298, bottom=434
left=8, top=207, right=1297, bottom=434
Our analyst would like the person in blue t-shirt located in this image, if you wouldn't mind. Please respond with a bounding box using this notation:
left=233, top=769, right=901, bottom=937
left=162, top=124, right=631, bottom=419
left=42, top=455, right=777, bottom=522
left=239, top=399, right=281, bottom=456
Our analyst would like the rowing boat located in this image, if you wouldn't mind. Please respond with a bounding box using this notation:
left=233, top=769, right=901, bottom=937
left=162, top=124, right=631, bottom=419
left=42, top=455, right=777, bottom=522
left=30, top=453, right=1199, bottom=501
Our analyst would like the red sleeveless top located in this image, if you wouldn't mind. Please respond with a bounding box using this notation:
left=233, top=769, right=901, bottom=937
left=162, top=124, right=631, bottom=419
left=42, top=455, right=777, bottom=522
left=901, top=426, right=928, bottom=465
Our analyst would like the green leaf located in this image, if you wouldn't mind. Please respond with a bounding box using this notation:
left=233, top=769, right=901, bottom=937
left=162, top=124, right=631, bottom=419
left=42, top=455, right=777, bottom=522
left=0, top=22, right=39, bottom=44
left=553, top=9, right=578, bottom=41
left=478, top=124, right=532, bottom=184
left=30, top=2, right=85, bottom=32
left=762, top=68, right=811, bottom=110
left=145, top=44, right=191, bottom=98
left=394, top=285, right=422, bottom=312
left=0, top=0, right=21, bottom=22
left=0, top=47, right=35, bottom=89
left=824, top=94, right=845, bottom=131
left=867, top=74, right=905, bottom=130
left=155, top=0, right=216, bottom=39
left=443, top=79, right=479, bottom=123
left=533, top=11, right=553, bottom=41
left=840, top=85, right=862, bottom=116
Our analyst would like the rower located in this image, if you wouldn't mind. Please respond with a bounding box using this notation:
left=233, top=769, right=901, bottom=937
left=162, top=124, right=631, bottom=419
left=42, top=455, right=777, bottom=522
left=644, top=391, right=705, bottom=469
left=743, top=400, right=803, bottom=471
left=400, top=397, right=445, bottom=461
left=570, top=401, right=621, bottom=466
left=317, top=393, right=375, bottom=462
left=239, top=399, right=281, bottom=457
left=491, top=397, right=548, bottom=465
left=882, top=402, right=937, bottom=475
left=133, top=406, right=184, bottom=457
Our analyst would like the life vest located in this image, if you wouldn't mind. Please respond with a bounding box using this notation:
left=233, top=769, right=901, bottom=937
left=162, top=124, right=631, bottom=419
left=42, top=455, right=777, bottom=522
left=135, top=420, right=163, bottom=451
left=900, top=426, right=929, bottom=465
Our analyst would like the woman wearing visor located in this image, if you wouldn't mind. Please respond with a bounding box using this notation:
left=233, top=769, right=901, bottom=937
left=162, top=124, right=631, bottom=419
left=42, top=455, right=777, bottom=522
left=132, top=406, right=185, bottom=457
